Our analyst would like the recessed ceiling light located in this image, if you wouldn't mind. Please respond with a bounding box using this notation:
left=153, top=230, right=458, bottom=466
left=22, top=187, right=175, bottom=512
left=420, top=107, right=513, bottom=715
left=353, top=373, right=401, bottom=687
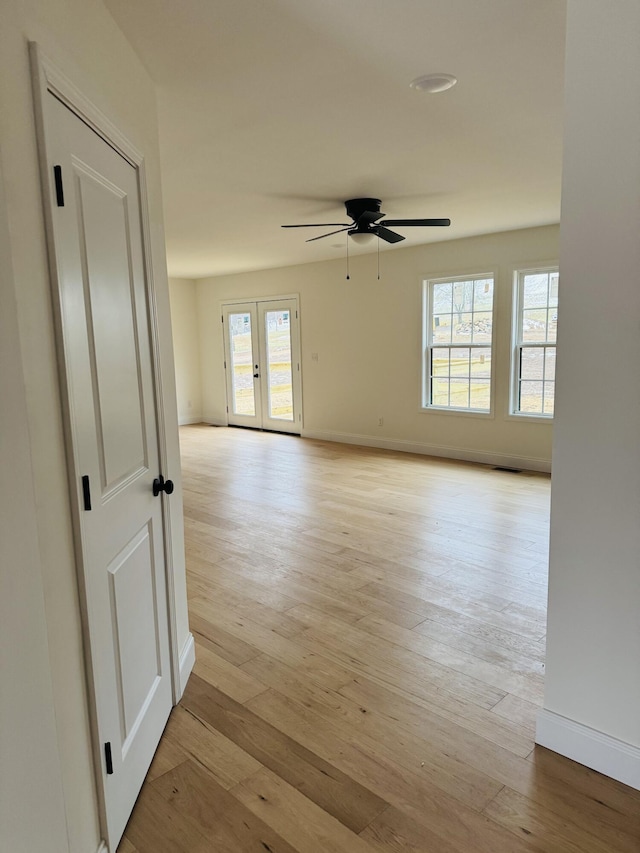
left=409, top=73, right=457, bottom=94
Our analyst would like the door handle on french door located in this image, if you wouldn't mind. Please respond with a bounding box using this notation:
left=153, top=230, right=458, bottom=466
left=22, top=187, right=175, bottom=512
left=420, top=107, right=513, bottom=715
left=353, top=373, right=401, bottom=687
left=254, top=363, right=259, bottom=378
left=153, top=475, right=174, bottom=496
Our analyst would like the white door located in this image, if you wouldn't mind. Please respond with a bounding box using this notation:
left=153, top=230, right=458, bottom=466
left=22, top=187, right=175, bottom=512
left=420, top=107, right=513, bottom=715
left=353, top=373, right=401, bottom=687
left=44, top=93, right=173, bottom=850
left=223, top=298, right=302, bottom=433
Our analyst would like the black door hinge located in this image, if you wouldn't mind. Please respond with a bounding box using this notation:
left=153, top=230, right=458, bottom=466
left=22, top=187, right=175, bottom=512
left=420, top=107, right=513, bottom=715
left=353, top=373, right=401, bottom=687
left=82, top=475, right=91, bottom=511
left=54, top=165, right=64, bottom=207
left=104, top=742, right=113, bottom=775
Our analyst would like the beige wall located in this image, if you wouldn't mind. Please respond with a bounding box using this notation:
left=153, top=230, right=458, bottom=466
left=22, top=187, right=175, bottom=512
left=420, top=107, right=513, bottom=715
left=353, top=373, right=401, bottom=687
left=0, top=1, right=189, bottom=850
left=169, top=278, right=203, bottom=423
left=540, top=0, right=640, bottom=781
left=197, top=224, right=558, bottom=471
left=0, top=146, right=70, bottom=853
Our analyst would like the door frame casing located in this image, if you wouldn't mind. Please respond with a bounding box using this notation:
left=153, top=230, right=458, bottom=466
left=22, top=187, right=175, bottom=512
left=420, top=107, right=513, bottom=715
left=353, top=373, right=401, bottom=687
left=29, top=43, right=182, bottom=845
left=220, top=294, right=304, bottom=431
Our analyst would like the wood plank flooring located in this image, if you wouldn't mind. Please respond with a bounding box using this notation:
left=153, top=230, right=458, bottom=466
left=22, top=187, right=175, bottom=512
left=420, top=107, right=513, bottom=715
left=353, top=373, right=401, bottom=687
left=119, top=425, right=640, bottom=852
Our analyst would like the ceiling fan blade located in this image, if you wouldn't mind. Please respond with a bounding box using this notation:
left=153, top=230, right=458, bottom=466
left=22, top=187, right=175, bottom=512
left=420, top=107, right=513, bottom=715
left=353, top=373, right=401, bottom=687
left=305, top=227, right=351, bottom=242
left=375, top=226, right=405, bottom=244
left=282, top=223, right=350, bottom=228
left=380, top=218, right=451, bottom=227
left=356, top=210, right=385, bottom=227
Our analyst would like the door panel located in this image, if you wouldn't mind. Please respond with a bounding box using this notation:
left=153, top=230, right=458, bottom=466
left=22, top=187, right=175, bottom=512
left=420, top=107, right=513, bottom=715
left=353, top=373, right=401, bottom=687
left=45, top=92, right=173, bottom=851
left=223, top=298, right=302, bottom=433
left=107, top=524, right=161, bottom=747
left=77, top=164, right=147, bottom=489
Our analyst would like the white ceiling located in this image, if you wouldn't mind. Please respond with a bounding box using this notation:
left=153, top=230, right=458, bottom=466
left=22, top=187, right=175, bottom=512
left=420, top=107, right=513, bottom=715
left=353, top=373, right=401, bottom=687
left=104, top=0, right=567, bottom=278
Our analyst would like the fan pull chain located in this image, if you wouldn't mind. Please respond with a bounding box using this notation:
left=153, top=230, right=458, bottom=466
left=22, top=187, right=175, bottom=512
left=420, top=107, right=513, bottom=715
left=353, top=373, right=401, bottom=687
left=377, top=235, right=381, bottom=280
left=346, top=233, right=350, bottom=280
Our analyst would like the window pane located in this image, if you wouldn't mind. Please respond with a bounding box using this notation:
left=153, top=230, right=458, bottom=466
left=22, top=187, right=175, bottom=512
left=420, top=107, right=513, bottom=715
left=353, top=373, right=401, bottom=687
left=544, top=347, right=556, bottom=381
left=471, top=348, right=491, bottom=378
left=431, top=378, right=450, bottom=407
left=513, top=269, right=558, bottom=417
left=450, top=377, right=470, bottom=409
left=426, top=275, right=494, bottom=412
left=432, top=315, right=452, bottom=343
left=433, top=282, right=453, bottom=313
left=470, top=380, right=491, bottom=411
left=431, top=348, right=450, bottom=377
left=452, top=313, right=473, bottom=342
left=450, top=348, right=470, bottom=377
left=520, top=347, right=544, bottom=380
left=453, top=281, right=474, bottom=315
left=522, top=309, right=547, bottom=342
left=229, top=312, right=255, bottom=416
left=543, top=381, right=555, bottom=415
left=523, top=274, right=549, bottom=308
left=470, top=312, right=493, bottom=343
left=264, top=310, right=293, bottom=421
left=519, top=380, right=544, bottom=414
left=474, top=279, right=493, bottom=310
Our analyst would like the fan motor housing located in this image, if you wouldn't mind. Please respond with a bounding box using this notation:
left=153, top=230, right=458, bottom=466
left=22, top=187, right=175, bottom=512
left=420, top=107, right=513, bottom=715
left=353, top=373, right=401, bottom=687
left=345, top=198, right=382, bottom=222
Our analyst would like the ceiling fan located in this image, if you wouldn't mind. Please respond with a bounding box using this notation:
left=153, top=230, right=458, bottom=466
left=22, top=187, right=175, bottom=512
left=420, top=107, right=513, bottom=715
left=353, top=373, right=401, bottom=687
left=281, top=198, right=450, bottom=244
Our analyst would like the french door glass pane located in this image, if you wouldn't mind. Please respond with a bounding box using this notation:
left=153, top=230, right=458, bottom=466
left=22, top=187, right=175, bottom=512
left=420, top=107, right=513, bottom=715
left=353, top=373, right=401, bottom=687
left=265, top=310, right=293, bottom=421
left=229, top=312, right=255, bottom=416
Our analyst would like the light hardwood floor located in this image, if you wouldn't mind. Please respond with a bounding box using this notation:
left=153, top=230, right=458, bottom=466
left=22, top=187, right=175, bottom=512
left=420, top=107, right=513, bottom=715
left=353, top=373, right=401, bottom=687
left=119, top=425, right=640, bottom=852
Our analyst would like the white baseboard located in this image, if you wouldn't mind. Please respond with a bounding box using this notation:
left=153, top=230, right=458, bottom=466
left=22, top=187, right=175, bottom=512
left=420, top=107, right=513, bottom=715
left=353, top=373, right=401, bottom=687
left=96, top=842, right=108, bottom=853
left=201, top=415, right=228, bottom=427
left=178, top=415, right=204, bottom=425
left=301, top=428, right=551, bottom=473
left=177, top=632, right=196, bottom=699
left=536, top=709, right=640, bottom=790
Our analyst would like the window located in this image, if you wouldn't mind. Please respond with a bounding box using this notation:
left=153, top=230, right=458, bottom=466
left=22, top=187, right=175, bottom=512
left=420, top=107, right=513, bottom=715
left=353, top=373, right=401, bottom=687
left=512, top=267, right=558, bottom=416
left=423, top=274, right=494, bottom=412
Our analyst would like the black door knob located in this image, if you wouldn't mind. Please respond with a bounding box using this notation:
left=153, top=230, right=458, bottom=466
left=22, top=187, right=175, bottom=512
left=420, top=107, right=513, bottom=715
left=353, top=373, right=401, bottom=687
left=153, top=475, right=174, bottom=496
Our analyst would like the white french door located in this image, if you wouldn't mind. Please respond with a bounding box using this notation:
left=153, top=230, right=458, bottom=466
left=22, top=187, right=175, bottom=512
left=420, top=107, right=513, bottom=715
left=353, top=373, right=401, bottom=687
left=223, top=298, right=302, bottom=433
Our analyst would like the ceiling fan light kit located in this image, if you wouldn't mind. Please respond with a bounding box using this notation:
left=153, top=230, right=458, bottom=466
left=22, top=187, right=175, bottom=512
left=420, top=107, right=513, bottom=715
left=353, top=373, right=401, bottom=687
left=349, top=232, right=376, bottom=245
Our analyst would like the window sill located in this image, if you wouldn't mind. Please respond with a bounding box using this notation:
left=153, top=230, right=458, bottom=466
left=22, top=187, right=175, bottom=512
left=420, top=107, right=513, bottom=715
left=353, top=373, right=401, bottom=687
left=505, top=412, right=554, bottom=425
left=420, top=406, right=494, bottom=421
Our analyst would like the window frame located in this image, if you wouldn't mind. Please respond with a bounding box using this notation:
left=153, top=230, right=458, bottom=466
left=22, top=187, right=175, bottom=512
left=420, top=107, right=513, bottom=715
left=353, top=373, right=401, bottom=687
left=510, top=265, right=559, bottom=420
left=421, top=272, right=496, bottom=416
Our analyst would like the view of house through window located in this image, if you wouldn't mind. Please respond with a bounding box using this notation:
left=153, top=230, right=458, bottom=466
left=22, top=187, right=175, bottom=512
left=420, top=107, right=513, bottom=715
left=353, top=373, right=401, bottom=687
left=512, top=268, right=558, bottom=416
left=423, top=274, right=495, bottom=412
